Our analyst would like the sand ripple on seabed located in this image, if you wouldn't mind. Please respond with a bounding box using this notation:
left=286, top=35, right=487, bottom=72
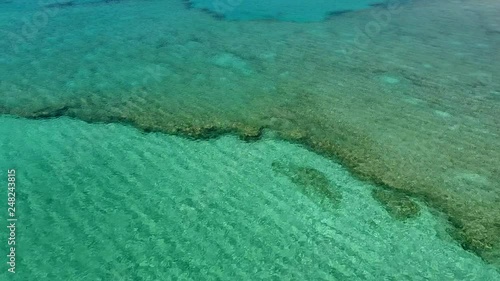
left=0, top=0, right=499, bottom=266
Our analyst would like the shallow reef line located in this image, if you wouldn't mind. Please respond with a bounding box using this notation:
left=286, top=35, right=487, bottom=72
left=1, top=101, right=499, bottom=268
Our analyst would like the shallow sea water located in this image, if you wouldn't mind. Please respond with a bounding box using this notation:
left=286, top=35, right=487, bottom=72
left=0, top=116, right=499, bottom=280
left=1, top=0, right=500, bottom=279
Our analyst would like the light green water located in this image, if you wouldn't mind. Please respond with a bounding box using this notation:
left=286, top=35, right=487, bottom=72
left=0, top=115, right=498, bottom=280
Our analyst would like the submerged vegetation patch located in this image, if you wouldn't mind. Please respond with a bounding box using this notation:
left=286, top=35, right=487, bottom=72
left=371, top=188, right=420, bottom=220
left=271, top=161, right=342, bottom=207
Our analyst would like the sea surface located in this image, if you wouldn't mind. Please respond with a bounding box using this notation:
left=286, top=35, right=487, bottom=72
left=0, top=116, right=499, bottom=280
left=1, top=0, right=499, bottom=280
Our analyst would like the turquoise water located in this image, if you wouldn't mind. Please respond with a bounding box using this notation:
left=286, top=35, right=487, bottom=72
left=1, top=0, right=500, bottom=279
left=0, top=116, right=499, bottom=280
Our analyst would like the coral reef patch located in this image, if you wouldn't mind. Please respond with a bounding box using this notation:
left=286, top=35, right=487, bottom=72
left=371, top=188, right=420, bottom=220
left=271, top=161, right=342, bottom=207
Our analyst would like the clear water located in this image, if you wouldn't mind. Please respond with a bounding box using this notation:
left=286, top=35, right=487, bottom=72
left=0, top=116, right=499, bottom=280
left=1, top=0, right=500, bottom=279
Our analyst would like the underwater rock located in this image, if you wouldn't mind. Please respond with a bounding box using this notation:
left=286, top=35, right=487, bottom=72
left=272, top=161, right=342, bottom=207
left=30, top=105, right=71, bottom=119
left=371, top=188, right=421, bottom=220
left=236, top=125, right=263, bottom=141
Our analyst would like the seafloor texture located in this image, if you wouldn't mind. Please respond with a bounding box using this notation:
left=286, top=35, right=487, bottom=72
left=0, top=0, right=499, bottom=270
left=186, top=0, right=387, bottom=22
left=1, top=116, right=500, bottom=280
